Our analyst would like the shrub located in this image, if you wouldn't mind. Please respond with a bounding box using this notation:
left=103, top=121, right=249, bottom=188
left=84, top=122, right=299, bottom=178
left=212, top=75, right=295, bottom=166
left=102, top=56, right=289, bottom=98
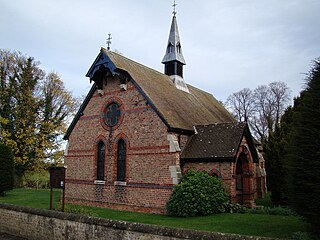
left=0, top=143, right=14, bottom=196
left=247, top=206, right=298, bottom=216
left=166, top=171, right=228, bottom=217
left=224, top=200, right=247, bottom=213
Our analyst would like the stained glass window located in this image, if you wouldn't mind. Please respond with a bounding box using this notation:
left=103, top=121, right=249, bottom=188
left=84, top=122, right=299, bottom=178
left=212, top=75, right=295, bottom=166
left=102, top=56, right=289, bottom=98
left=104, top=102, right=121, bottom=127
left=117, top=139, right=126, bottom=182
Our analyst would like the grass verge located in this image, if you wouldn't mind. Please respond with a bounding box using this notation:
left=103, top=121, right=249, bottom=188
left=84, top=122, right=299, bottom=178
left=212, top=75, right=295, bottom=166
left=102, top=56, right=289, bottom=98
left=0, top=188, right=311, bottom=239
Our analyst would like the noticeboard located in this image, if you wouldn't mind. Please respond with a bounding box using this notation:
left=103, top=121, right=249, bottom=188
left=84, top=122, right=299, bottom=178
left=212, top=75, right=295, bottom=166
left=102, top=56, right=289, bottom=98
left=49, top=166, right=66, bottom=189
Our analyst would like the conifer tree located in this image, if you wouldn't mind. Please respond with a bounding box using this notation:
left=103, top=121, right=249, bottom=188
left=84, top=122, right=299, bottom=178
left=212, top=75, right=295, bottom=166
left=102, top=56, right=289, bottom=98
left=264, top=106, right=293, bottom=205
left=286, top=59, right=320, bottom=235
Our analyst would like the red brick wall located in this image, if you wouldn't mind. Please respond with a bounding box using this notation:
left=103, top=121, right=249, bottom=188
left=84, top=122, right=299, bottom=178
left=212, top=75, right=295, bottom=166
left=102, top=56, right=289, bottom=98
left=181, top=136, right=266, bottom=206
left=65, top=76, right=180, bottom=213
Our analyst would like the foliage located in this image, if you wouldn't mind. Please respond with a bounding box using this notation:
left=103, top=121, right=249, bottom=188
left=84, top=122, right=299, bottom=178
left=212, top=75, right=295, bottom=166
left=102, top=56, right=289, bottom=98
left=0, top=188, right=311, bottom=239
left=0, top=144, right=14, bottom=196
left=285, top=59, right=320, bottom=236
left=0, top=49, right=78, bottom=180
left=224, top=200, right=247, bottom=213
left=166, top=171, right=228, bottom=217
left=255, top=192, right=273, bottom=207
left=23, top=170, right=50, bottom=189
left=247, top=206, right=298, bottom=216
left=263, top=107, right=293, bottom=205
left=226, top=81, right=290, bottom=142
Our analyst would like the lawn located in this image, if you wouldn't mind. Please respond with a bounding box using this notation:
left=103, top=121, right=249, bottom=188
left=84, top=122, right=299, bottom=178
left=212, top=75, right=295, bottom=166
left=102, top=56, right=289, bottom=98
left=0, top=188, right=311, bottom=239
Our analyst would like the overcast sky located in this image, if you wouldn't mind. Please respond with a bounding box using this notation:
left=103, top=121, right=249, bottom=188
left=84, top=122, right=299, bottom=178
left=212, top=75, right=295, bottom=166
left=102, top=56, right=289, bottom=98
left=1, top=0, right=319, bottom=102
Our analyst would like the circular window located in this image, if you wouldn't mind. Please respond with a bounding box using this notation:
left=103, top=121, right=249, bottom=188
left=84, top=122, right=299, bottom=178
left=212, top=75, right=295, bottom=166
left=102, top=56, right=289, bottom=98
left=104, top=102, right=121, bottom=127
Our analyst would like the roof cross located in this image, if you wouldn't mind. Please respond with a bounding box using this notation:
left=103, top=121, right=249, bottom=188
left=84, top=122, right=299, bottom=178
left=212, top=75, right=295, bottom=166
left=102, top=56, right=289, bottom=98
left=106, top=33, right=112, bottom=50
left=172, top=0, right=177, bottom=16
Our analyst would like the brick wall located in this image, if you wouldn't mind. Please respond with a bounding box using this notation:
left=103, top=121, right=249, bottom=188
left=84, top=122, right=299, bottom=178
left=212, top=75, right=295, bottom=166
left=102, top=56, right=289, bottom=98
left=181, top=136, right=266, bottom=206
left=0, top=204, right=274, bottom=240
left=65, top=76, right=181, bottom=213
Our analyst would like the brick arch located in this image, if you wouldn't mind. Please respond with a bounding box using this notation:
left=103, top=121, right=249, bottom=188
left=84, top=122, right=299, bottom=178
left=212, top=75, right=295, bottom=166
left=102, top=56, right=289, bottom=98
left=208, top=168, right=222, bottom=178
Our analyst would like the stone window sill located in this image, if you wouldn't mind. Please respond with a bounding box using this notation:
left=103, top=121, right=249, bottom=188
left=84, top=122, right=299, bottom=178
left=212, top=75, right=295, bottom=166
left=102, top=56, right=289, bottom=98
left=94, top=180, right=106, bottom=185
left=114, top=181, right=127, bottom=186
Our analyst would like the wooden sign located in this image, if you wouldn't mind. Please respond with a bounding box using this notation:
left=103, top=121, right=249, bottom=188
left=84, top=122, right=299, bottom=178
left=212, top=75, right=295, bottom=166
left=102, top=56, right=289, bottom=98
left=48, top=166, right=66, bottom=211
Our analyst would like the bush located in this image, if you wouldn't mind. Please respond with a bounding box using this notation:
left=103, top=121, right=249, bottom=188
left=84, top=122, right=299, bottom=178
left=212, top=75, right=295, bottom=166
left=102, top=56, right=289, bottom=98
left=166, top=171, right=228, bottom=217
left=0, top=144, right=14, bottom=196
left=247, top=206, right=298, bottom=216
left=224, top=201, right=247, bottom=213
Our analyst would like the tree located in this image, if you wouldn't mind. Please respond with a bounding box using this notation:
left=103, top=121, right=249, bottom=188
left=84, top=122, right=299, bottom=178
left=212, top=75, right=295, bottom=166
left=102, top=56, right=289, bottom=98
left=225, top=88, right=254, bottom=122
left=286, top=59, right=320, bottom=235
left=225, top=81, right=290, bottom=142
left=0, top=49, right=77, bottom=182
left=0, top=143, right=14, bottom=196
left=252, top=82, right=290, bottom=142
left=166, top=171, right=228, bottom=217
left=263, top=106, right=293, bottom=205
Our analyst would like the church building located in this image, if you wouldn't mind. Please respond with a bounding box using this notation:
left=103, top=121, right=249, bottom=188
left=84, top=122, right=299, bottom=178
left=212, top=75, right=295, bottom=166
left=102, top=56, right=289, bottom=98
left=63, top=11, right=267, bottom=213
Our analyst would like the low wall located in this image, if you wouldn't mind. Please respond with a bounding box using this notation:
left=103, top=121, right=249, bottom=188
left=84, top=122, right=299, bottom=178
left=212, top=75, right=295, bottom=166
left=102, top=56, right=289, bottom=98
left=0, top=203, right=273, bottom=240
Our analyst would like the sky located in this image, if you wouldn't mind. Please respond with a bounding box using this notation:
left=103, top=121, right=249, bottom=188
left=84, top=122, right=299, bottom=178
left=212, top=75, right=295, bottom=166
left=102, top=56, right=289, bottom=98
left=1, top=0, right=319, bottom=102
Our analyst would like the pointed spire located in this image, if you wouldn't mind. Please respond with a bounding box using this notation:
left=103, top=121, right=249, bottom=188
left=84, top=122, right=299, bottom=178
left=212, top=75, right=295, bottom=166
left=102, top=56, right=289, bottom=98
left=162, top=2, right=189, bottom=93
left=161, top=15, right=186, bottom=65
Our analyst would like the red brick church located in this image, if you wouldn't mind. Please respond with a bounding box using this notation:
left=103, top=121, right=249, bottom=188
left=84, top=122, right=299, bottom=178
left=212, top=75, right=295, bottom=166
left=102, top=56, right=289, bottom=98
left=63, top=12, right=267, bottom=213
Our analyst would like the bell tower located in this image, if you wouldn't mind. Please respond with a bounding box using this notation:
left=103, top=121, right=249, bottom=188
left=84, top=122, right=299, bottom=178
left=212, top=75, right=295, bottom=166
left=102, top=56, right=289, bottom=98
left=162, top=1, right=189, bottom=93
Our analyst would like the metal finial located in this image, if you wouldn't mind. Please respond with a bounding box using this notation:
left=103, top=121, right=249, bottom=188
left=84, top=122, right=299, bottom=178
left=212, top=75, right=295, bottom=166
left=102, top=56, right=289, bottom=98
left=106, top=33, right=112, bottom=50
left=172, top=0, right=177, bottom=16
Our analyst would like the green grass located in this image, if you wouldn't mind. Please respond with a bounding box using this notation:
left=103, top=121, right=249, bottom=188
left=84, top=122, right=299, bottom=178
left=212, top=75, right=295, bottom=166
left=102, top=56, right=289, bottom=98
left=0, top=189, right=311, bottom=239
left=0, top=188, right=61, bottom=209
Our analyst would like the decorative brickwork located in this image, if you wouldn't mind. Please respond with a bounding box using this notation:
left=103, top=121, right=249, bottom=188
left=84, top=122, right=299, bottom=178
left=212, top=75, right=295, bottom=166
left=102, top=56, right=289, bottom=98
left=64, top=49, right=266, bottom=213
left=65, top=77, right=181, bottom=213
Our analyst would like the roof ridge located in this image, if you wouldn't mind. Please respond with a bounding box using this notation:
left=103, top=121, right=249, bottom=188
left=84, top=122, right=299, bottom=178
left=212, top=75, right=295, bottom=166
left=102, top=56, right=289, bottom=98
left=195, top=122, right=244, bottom=127
left=102, top=48, right=167, bottom=77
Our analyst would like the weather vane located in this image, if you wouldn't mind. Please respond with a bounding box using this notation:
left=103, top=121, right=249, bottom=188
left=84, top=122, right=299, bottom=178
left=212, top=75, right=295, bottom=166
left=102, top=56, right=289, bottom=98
left=172, top=0, right=177, bottom=16
left=106, top=33, right=112, bottom=50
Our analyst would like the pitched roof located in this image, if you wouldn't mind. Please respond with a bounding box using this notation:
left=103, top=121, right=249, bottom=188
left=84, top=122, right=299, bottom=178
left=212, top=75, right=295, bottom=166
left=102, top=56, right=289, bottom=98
left=181, top=122, right=258, bottom=162
left=64, top=49, right=235, bottom=139
left=103, top=49, right=235, bottom=132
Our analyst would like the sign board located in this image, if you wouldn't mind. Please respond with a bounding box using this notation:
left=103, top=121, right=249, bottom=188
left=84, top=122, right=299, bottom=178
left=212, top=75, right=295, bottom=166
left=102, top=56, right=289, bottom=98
left=48, top=166, right=66, bottom=211
left=49, top=166, right=66, bottom=189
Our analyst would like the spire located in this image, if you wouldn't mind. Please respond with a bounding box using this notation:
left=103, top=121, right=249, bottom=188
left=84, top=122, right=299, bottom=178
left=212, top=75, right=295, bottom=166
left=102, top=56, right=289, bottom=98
left=161, top=15, right=186, bottom=65
left=162, top=1, right=189, bottom=93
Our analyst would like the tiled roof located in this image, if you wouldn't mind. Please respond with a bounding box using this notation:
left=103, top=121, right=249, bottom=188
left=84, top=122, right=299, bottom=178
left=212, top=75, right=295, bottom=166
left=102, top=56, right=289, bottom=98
left=104, top=49, right=236, bottom=132
left=181, top=122, right=247, bottom=160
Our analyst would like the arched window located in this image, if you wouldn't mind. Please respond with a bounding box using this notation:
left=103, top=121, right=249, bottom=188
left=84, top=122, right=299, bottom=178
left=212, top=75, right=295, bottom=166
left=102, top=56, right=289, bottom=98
left=97, top=141, right=105, bottom=180
left=117, top=139, right=126, bottom=182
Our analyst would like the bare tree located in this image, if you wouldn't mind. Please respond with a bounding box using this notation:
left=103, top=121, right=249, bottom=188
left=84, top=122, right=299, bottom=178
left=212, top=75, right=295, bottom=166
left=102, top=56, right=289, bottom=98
left=226, top=81, right=291, bottom=142
left=225, top=88, right=255, bottom=122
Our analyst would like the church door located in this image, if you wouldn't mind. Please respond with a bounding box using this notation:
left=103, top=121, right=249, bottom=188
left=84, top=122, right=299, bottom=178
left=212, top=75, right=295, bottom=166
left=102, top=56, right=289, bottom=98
left=236, top=152, right=250, bottom=204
